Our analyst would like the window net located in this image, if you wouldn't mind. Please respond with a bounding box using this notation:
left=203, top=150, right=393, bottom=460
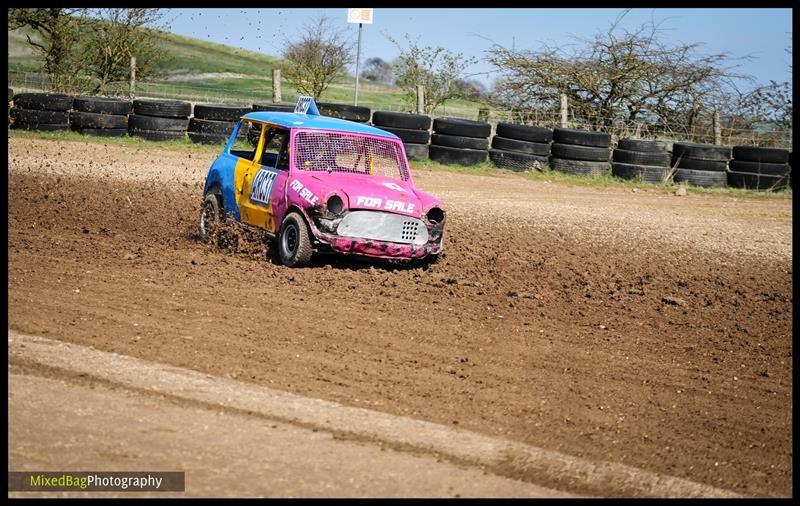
left=293, top=130, right=409, bottom=181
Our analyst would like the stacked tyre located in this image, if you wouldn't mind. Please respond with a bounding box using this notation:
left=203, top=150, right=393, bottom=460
left=549, top=128, right=611, bottom=177
left=188, top=103, right=251, bottom=145
left=489, top=122, right=552, bottom=171
left=10, top=92, right=73, bottom=131
left=8, top=88, right=12, bottom=124
left=728, top=146, right=791, bottom=191
left=371, top=111, right=432, bottom=161
left=128, top=99, right=191, bottom=141
left=671, top=142, right=730, bottom=188
left=611, top=139, right=672, bottom=183
left=317, top=102, right=371, bottom=123
left=70, top=96, right=131, bottom=137
left=429, top=117, right=490, bottom=166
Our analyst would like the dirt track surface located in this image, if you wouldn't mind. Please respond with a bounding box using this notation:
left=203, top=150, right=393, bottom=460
left=9, top=370, right=571, bottom=498
left=7, top=137, right=793, bottom=496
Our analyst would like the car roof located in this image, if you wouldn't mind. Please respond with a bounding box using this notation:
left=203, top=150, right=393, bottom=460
left=242, top=111, right=399, bottom=139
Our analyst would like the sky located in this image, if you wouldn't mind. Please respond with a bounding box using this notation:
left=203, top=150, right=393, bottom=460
left=165, top=8, right=792, bottom=90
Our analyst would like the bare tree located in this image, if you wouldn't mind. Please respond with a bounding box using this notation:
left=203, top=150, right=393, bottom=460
left=282, top=16, right=354, bottom=100
left=8, top=8, right=86, bottom=91
left=452, top=78, right=486, bottom=101
left=736, top=80, right=792, bottom=130
left=389, top=34, right=477, bottom=115
left=486, top=11, right=751, bottom=131
left=361, top=57, right=393, bottom=84
left=81, top=9, right=168, bottom=95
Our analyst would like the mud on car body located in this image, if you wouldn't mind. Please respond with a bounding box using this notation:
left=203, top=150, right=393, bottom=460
left=199, top=97, right=446, bottom=267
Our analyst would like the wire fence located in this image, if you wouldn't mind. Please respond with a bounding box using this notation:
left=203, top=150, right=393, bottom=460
left=7, top=70, right=792, bottom=150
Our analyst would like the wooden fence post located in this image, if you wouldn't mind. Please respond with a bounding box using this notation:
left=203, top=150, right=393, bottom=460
left=416, top=84, right=425, bottom=115
left=272, top=69, right=281, bottom=104
left=129, top=56, right=136, bottom=99
left=560, top=93, right=568, bottom=128
left=713, top=110, right=722, bottom=145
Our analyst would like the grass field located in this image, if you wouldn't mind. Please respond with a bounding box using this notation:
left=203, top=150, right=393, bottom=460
left=8, top=26, right=487, bottom=118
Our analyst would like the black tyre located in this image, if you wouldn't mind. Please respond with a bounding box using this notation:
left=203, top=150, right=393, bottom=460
left=13, top=92, right=73, bottom=111
left=317, top=102, right=371, bottom=122
left=129, top=114, right=188, bottom=132
left=188, top=118, right=235, bottom=135
left=69, top=111, right=128, bottom=129
left=193, top=103, right=251, bottom=122
left=611, top=162, right=673, bottom=184
left=727, top=171, right=788, bottom=191
left=74, top=128, right=128, bottom=137
left=551, top=143, right=610, bottom=162
left=404, top=143, right=429, bottom=161
left=489, top=149, right=549, bottom=171
left=11, top=122, right=69, bottom=131
left=10, top=107, right=69, bottom=124
left=549, top=157, right=610, bottom=177
left=432, top=117, right=490, bottom=138
left=612, top=149, right=671, bottom=167
left=672, top=142, right=731, bottom=161
left=129, top=129, right=186, bottom=142
left=377, top=126, right=430, bottom=144
left=428, top=145, right=488, bottom=166
left=431, top=133, right=488, bottom=150
left=732, top=146, right=790, bottom=164
left=279, top=212, right=314, bottom=267
left=198, top=192, right=222, bottom=242
left=188, top=131, right=230, bottom=145
left=673, top=168, right=727, bottom=188
left=495, top=123, right=552, bottom=143
left=372, top=111, right=431, bottom=130
left=553, top=128, right=611, bottom=148
left=73, top=96, right=131, bottom=115
left=132, top=99, right=191, bottom=118
left=672, top=155, right=727, bottom=172
left=616, top=138, right=668, bottom=152
left=491, top=136, right=550, bottom=156
left=252, top=103, right=295, bottom=113
left=729, top=159, right=791, bottom=176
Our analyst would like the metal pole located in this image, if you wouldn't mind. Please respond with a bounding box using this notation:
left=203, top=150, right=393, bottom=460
left=354, top=23, right=362, bottom=106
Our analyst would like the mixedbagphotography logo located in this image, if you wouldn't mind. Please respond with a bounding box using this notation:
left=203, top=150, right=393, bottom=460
left=8, top=472, right=185, bottom=492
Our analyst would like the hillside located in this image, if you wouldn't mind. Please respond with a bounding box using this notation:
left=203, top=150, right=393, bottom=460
left=7, top=25, right=485, bottom=118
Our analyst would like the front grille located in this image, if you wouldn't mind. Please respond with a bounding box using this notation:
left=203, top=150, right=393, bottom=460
left=337, top=211, right=429, bottom=245
left=400, top=221, right=420, bottom=242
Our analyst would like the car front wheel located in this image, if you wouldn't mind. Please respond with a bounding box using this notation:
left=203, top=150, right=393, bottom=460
left=279, top=212, right=313, bottom=267
left=198, top=192, right=221, bottom=242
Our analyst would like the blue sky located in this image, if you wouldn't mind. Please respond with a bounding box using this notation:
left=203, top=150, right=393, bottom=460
left=165, top=8, right=792, bottom=90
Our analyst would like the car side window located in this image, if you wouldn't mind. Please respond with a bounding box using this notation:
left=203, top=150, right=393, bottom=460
left=229, top=120, right=263, bottom=161
left=261, top=128, right=290, bottom=171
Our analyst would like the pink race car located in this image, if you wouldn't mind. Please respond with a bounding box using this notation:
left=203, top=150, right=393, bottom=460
left=199, top=97, right=446, bottom=267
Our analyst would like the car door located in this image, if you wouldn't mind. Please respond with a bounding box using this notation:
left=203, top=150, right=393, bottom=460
left=236, top=125, right=290, bottom=233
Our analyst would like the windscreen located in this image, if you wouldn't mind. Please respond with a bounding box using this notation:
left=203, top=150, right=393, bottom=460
left=293, top=129, right=409, bottom=181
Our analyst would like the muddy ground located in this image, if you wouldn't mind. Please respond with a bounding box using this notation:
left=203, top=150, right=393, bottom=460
left=7, top=138, right=793, bottom=496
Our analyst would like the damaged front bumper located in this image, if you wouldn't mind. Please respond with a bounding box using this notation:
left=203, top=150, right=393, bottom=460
left=308, top=208, right=445, bottom=260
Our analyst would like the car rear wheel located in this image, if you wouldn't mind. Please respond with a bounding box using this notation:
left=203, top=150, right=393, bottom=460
left=279, top=212, right=313, bottom=267
left=198, top=192, right=221, bottom=242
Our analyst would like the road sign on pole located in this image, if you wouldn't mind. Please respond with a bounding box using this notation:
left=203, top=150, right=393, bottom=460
left=348, top=9, right=373, bottom=106
left=347, top=8, right=373, bottom=24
